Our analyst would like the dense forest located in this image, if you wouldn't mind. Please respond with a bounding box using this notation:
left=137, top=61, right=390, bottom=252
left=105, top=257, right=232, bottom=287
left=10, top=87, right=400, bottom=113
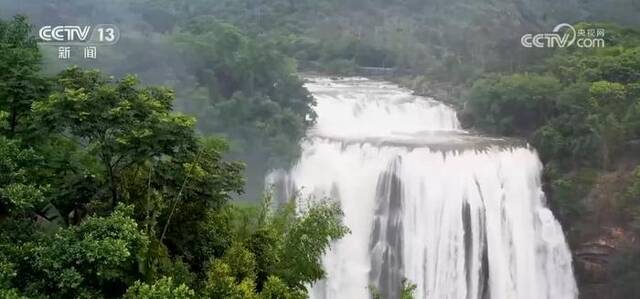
left=0, top=15, right=351, bottom=299
left=1, top=0, right=640, bottom=298
left=464, top=24, right=640, bottom=298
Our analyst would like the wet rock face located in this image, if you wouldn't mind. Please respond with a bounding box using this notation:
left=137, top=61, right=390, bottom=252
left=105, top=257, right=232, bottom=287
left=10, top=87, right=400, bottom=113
left=458, top=110, right=475, bottom=130
left=575, top=243, right=614, bottom=283
left=574, top=227, right=637, bottom=298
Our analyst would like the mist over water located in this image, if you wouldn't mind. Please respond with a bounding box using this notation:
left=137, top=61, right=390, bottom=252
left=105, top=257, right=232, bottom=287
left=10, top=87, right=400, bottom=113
left=270, top=77, right=577, bottom=299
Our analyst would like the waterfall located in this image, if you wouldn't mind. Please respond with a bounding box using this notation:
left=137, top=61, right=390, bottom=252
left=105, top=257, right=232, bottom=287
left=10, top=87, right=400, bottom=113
left=268, top=77, right=577, bottom=299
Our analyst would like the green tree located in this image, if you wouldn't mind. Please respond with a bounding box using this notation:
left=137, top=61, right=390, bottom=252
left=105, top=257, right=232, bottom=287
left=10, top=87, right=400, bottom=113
left=0, top=15, right=351, bottom=299
left=32, top=68, right=198, bottom=206
left=0, top=137, right=47, bottom=215
left=400, top=279, right=417, bottom=299
left=203, top=260, right=258, bottom=299
left=124, top=277, right=196, bottom=299
left=275, top=200, right=349, bottom=290
left=623, top=166, right=640, bottom=231
left=17, top=205, right=148, bottom=298
left=368, top=278, right=417, bottom=299
left=0, top=288, right=28, bottom=299
left=467, top=74, right=562, bottom=135
left=0, top=15, right=48, bottom=137
left=173, top=18, right=315, bottom=170
left=587, top=81, right=627, bottom=169
left=259, top=276, right=305, bottom=299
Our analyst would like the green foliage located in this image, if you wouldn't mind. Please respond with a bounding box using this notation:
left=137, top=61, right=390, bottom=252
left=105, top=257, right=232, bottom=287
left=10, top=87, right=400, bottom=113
left=124, top=277, right=196, bottom=299
left=546, top=46, right=640, bottom=85
left=0, top=15, right=348, bottom=298
left=260, top=276, right=305, bottom=299
left=623, top=167, right=640, bottom=232
left=401, top=279, right=418, bottom=299
left=276, top=200, right=349, bottom=289
left=0, top=183, right=46, bottom=214
left=203, top=260, right=258, bottom=299
left=130, top=0, right=584, bottom=83
left=0, top=288, right=28, bottom=299
left=468, top=25, right=640, bottom=170
left=172, top=18, right=315, bottom=168
left=32, top=67, right=198, bottom=205
left=247, top=227, right=280, bottom=291
left=0, top=15, right=49, bottom=137
left=0, top=137, right=48, bottom=215
left=586, top=81, right=628, bottom=168
left=368, top=278, right=417, bottom=299
left=0, top=111, right=9, bottom=131
left=546, top=167, right=599, bottom=228
left=199, top=197, right=348, bottom=298
left=222, top=242, right=257, bottom=283
left=467, top=74, right=561, bottom=135
left=13, top=205, right=148, bottom=298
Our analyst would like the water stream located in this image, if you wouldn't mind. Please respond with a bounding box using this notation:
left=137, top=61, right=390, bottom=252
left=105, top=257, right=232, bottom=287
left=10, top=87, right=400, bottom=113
left=268, top=77, right=577, bottom=299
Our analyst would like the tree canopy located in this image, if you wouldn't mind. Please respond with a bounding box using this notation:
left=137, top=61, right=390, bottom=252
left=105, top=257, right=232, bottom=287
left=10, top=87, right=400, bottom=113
left=0, top=16, right=348, bottom=299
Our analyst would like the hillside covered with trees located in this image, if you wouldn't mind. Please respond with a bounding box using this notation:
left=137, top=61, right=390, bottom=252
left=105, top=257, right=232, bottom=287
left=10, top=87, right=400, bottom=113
left=1, top=0, right=640, bottom=298
left=463, top=23, right=640, bottom=298
left=0, top=16, right=349, bottom=299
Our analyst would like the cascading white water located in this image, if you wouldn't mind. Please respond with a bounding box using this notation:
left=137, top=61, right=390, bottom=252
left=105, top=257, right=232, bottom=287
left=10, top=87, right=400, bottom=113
left=268, top=77, right=577, bottom=299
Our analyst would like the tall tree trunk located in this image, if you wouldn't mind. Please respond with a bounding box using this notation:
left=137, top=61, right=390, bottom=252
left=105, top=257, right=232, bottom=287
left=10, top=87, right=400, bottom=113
left=103, top=154, right=118, bottom=207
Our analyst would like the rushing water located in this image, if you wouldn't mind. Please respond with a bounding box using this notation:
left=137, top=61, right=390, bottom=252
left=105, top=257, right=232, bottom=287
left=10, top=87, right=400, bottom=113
left=268, top=77, right=577, bottom=299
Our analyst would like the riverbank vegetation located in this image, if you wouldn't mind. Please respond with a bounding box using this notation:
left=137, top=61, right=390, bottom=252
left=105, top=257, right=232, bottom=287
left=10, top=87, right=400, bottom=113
left=464, top=23, right=640, bottom=299
left=0, top=16, right=348, bottom=298
left=2, top=0, right=640, bottom=297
